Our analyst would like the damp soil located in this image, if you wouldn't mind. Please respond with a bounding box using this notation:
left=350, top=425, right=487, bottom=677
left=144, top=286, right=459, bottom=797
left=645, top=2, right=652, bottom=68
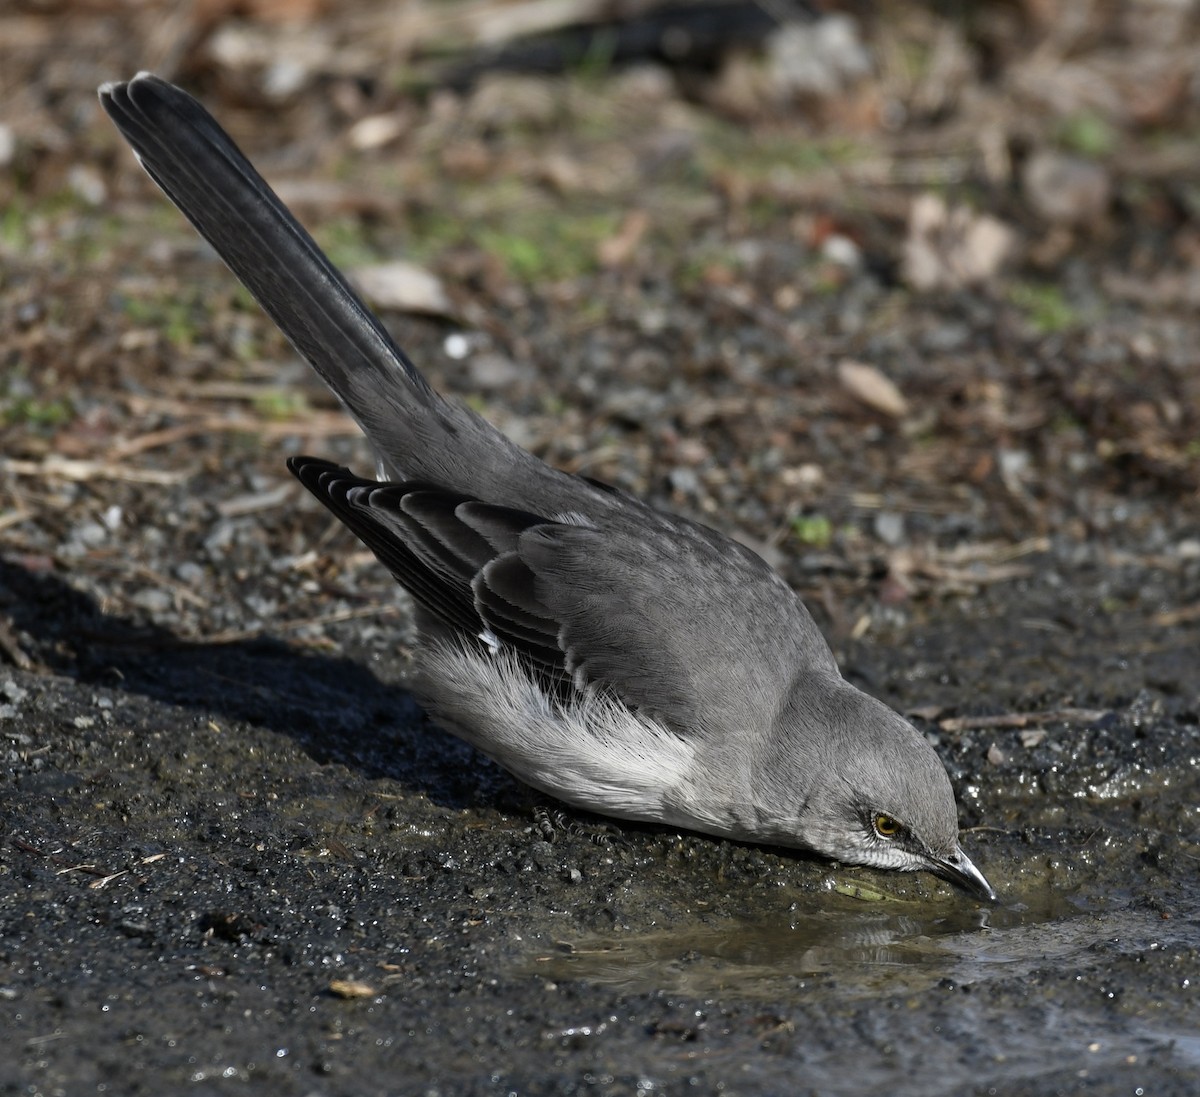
left=3, top=546, right=1199, bottom=1097
left=3, top=4, right=1200, bottom=1095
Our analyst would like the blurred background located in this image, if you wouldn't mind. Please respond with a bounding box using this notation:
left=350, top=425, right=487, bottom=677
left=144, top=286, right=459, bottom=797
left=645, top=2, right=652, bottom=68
left=1, top=0, right=1197, bottom=645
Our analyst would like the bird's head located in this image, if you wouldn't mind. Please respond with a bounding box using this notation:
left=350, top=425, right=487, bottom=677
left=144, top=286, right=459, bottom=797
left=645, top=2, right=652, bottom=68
left=760, top=675, right=996, bottom=901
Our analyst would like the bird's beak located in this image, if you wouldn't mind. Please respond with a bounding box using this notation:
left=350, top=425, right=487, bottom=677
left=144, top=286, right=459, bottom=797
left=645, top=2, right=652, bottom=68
left=931, top=846, right=997, bottom=902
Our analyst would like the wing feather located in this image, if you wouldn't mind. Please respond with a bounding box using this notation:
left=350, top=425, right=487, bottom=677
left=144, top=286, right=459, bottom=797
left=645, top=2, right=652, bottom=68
left=289, top=457, right=838, bottom=738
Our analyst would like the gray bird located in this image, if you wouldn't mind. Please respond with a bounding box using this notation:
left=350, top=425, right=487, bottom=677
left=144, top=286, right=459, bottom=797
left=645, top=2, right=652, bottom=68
left=99, top=74, right=995, bottom=901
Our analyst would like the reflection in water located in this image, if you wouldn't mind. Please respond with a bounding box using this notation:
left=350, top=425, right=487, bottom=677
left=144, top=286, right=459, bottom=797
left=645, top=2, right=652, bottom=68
left=521, top=878, right=1200, bottom=1096
left=527, top=881, right=1089, bottom=999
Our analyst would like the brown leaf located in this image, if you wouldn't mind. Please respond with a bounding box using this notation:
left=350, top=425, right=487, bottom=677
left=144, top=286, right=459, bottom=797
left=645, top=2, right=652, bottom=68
left=903, top=194, right=1014, bottom=291
left=350, top=261, right=456, bottom=319
left=837, top=360, right=908, bottom=419
left=328, top=979, right=377, bottom=999
left=598, top=210, right=649, bottom=268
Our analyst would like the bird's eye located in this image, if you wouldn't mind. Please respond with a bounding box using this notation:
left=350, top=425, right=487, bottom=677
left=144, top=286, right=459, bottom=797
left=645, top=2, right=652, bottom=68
left=873, top=814, right=901, bottom=839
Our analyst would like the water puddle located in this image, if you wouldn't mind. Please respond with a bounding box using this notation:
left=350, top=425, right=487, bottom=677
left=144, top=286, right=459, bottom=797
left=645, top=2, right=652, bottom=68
left=524, top=881, right=1168, bottom=1001
left=522, top=884, right=1198, bottom=1096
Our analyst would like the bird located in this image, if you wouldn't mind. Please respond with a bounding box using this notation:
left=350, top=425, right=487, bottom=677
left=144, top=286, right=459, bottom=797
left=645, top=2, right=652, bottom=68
left=99, top=73, right=996, bottom=902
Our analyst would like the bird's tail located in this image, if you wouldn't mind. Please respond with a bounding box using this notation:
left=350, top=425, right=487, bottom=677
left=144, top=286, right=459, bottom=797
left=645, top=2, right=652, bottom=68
left=99, top=73, right=553, bottom=502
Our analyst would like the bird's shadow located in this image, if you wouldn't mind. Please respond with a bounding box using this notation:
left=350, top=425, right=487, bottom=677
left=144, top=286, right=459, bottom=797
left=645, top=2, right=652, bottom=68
left=0, top=557, right=515, bottom=812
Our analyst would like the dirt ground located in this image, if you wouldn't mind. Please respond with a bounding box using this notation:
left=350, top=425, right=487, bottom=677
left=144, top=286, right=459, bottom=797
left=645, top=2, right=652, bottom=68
left=2, top=2, right=1199, bottom=1094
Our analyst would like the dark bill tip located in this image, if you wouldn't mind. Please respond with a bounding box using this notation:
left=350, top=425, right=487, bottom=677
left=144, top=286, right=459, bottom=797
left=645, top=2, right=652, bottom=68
left=932, top=846, right=997, bottom=902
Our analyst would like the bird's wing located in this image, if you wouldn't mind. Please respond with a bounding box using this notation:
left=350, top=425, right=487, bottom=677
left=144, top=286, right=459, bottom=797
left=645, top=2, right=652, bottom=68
left=290, top=457, right=568, bottom=674
left=290, top=457, right=838, bottom=735
left=516, top=518, right=840, bottom=733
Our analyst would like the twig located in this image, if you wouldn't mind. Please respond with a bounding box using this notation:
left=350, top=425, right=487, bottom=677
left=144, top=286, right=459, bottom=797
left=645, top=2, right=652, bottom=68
left=107, top=411, right=360, bottom=460
left=0, top=509, right=31, bottom=533
left=939, top=537, right=1051, bottom=564
left=1152, top=603, right=1200, bottom=628
left=0, top=456, right=189, bottom=486
left=939, top=708, right=1110, bottom=733
left=0, top=616, right=33, bottom=670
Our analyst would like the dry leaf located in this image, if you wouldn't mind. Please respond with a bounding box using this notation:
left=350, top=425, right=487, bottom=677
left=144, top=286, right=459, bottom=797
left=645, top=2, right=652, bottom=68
left=837, top=360, right=909, bottom=418
left=329, top=979, right=377, bottom=999
left=903, top=193, right=1014, bottom=290
left=347, top=112, right=408, bottom=151
left=598, top=210, right=649, bottom=268
left=351, top=261, right=455, bottom=318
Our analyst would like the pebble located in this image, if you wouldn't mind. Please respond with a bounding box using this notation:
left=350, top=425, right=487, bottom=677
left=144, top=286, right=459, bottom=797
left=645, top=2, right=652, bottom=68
left=1023, top=151, right=1111, bottom=225
left=176, top=561, right=207, bottom=586
left=669, top=467, right=701, bottom=496
left=767, top=15, right=872, bottom=98
left=74, top=522, right=107, bottom=547
left=132, top=588, right=172, bottom=614
left=444, top=333, right=471, bottom=360
left=1, top=678, right=28, bottom=704
left=822, top=234, right=862, bottom=269
left=468, top=353, right=526, bottom=391
left=874, top=511, right=906, bottom=546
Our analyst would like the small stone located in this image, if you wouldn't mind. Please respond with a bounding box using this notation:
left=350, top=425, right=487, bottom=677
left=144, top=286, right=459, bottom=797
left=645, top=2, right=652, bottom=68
left=767, top=15, right=872, bottom=99
left=467, top=74, right=558, bottom=131
left=67, top=165, right=107, bottom=207
left=132, top=588, right=172, bottom=614
left=613, top=65, right=676, bottom=107
left=1023, top=151, right=1110, bottom=225
left=263, top=58, right=308, bottom=101
left=780, top=463, right=825, bottom=491
left=467, top=353, right=526, bottom=391
left=444, top=333, right=471, bottom=360
left=822, top=234, right=861, bottom=269
left=74, top=522, right=107, bottom=547
left=874, top=511, right=905, bottom=546
left=669, top=467, right=701, bottom=496
left=244, top=595, right=278, bottom=619
left=638, top=308, right=668, bottom=337
left=530, top=841, right=556, bottom=870
left=0, top=679, right=28, bottom=704
left=175, top=561, right=206, bottom=586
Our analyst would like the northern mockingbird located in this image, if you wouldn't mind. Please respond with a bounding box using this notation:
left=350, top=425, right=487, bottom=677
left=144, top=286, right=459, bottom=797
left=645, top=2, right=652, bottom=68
left=100, top=74, right=995, bottom=901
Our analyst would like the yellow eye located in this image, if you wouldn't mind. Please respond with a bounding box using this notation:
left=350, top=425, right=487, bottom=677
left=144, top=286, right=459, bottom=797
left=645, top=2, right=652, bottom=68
left=873, top=814, right=900, bottom=838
